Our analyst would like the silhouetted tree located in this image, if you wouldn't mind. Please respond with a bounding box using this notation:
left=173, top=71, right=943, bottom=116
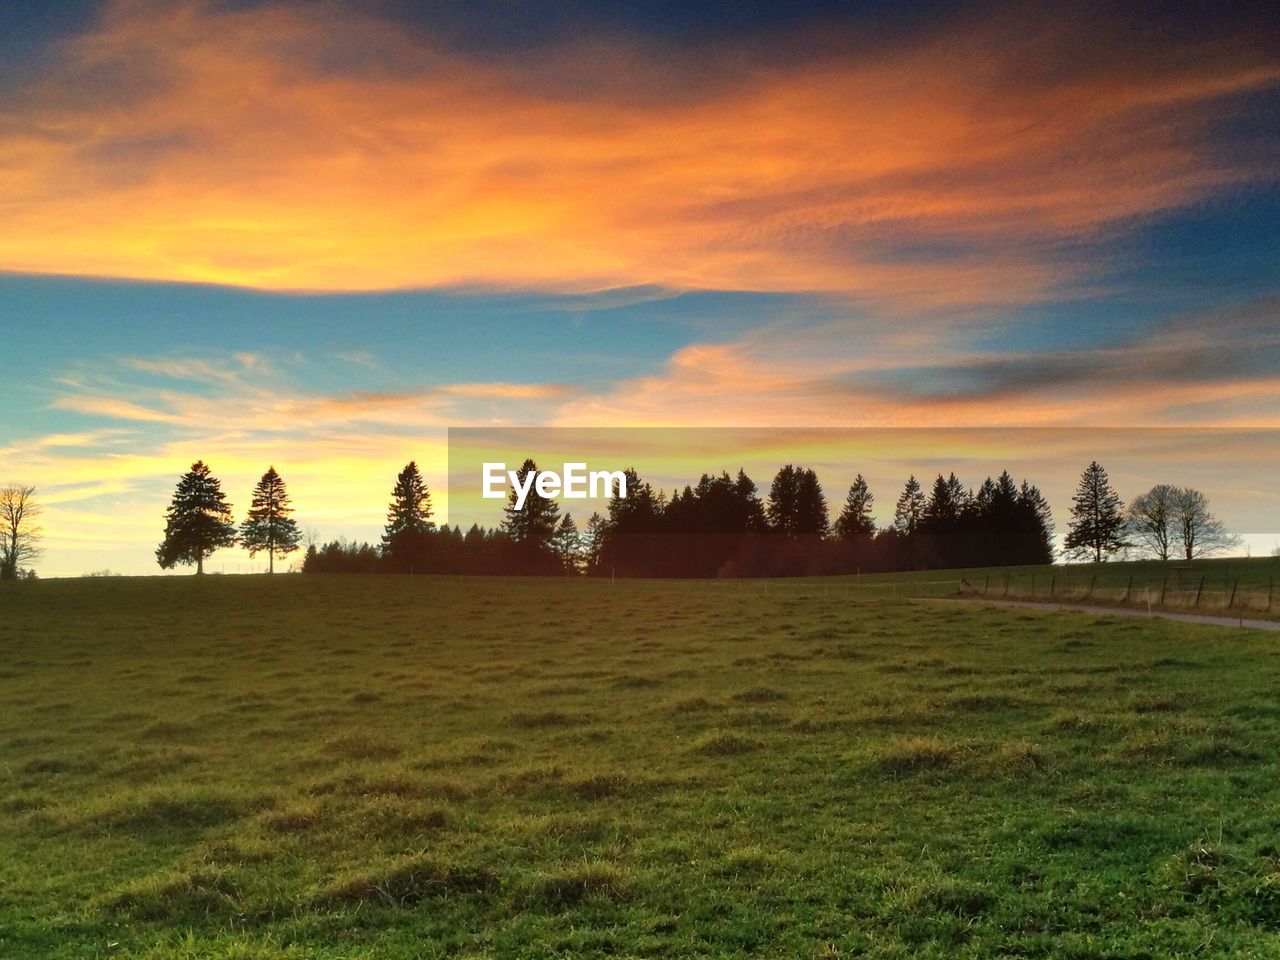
left=834, top=474, right=875, bottom=539
left=382, top=461, right=434, bottom=572
left=551, top=512, right=584, bottom=573
left=1170, top=487, right=1241, bottom=559
left=795, top=468, right=829, bottom=537
left=156, top=461, right=237, bottom=574
left=1063, top=461, right=1127, bottom=562
left=893, top=475, right=926, bottom=535
left=240, top=466, right=302, bottom=573
left=1018, top=480, right=1055, bottom=564
left=1127, top=484, right=1177, bottom=560
left=0, top=484, right=41, bottom=580
left=502, top=458, right=560, bottom=549
left=766, top=465, right=802, bottom=536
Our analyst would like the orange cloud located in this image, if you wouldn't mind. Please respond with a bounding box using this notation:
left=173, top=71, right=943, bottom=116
left=2, top=0, right=1275, bottom=303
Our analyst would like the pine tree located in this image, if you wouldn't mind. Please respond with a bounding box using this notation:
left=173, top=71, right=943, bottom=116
left=382, top=461, right=434, bottom=571
left=735, top=469, right=768, bottom=531
left=1018, top=480, right=1055, bottom=564
left=1063, top=460, right=1128, bottom=562
left=794, top=468, right=829, bottom=537
left=502, top=458, right=560, bottom=548
left=835, top=474, right=876, bottom=539
left=383, top=461, right=433, bottom=544
left=893, top=475, right=926, bottom=535
left=156, top=461, right=237, bottom=574
left=766, top=464, right=802, bottom=536
left=240, top=466, right=302, bottom=573
left=551, top=512, right=584, bottom=573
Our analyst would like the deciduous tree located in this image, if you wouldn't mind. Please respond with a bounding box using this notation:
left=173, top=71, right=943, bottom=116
left=1127, top=484, right=1177, bottom=560
left=0, top=484, right=41, bottom=580
left=1170, top=487, right=1240, bottom=559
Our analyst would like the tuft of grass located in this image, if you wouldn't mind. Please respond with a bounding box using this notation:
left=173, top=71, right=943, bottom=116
left=319, top=853, right=498, bottom=907
left=521, top=861, right=633, bottom=909
left=873, top=737, right=960, bottom=774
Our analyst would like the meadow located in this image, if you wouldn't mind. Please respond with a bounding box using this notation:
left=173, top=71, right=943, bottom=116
left=3, top=572, right=1280, bottom=958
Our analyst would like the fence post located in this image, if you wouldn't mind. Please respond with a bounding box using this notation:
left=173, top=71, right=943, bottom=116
left=984, top=575, right=989, bottom=596
left=1123, top=576, right=1133, bottom=603
left=1160, top=578, right=1167, bottom=605
left=1003, top=574, right=1009, bottom=598
left=1050, top=576, right=1055, bottom=597
left=1195, top=576, right=1204, bottom=607
left=1087, top=574, right=1096, bottom=600
left=1228, top=579, right=1237, bottom=609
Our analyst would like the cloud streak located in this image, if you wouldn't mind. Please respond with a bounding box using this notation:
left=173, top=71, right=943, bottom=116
left=1, top=0, right=1276, bottom=304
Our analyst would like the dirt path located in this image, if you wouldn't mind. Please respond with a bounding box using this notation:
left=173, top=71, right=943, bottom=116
left=918, top=596, right=1280, bottom=632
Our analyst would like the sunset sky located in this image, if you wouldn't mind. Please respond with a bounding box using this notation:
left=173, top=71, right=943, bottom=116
left=2, top=0, right=1279, bottom=575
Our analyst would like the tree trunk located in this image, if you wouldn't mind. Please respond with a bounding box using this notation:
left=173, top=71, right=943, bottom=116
left=197, top=555, right=204, bottom=575
left=269, top=551, right=274, bottom=574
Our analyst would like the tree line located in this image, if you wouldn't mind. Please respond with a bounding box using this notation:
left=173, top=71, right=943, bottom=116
left=0, top=458, right=1246, bottom=580
left=297, top=459, right=1240, bottom=578
left=302, top=458, right=1058, bottom=577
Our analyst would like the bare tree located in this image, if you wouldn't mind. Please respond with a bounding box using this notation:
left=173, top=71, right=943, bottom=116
left=1127, top=484, right=1177, bottom=560
left=1170, top=487, right=1241, bottom=560
left=0, top=484, right=42, bottom=579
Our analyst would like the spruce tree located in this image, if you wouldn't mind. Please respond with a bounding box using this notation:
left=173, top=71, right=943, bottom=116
left=794, top=468, right=829, bottom=537
left=1063, top=460, right=1128, bottom=562
left=240, top=466, right=302, bottom=573
left=551, top=512, right=584, bottom=573
left=893, top=475, right=926, bottom=535
left=382, top=461, right=434, bottom=571
left=502, top=458, right=560, bottom=548
left=156, top=461, right=237, bottom=574
left=766, top=464, right=802, bottom=536
left=835, top=474, right=876, bottom=539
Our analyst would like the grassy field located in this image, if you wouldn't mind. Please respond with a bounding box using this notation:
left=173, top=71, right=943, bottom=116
left=4, top=574, right=1280, bottom=958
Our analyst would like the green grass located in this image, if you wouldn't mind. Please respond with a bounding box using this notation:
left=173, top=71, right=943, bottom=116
left=4, top=573, right=1280, bottom=957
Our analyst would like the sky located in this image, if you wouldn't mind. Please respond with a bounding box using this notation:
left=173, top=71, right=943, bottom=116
left=1, top=0, right=1278, bottom=575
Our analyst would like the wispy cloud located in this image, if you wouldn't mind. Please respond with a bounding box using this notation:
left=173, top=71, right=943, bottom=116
left=1, top=0, right=1275, bottom=303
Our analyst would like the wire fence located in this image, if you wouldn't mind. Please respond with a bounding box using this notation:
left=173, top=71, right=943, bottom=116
left=954, top=571, right=1278, bottom=617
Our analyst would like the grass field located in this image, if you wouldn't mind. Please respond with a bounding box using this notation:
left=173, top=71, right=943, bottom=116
left=5, top=573, right=1280, bottom=958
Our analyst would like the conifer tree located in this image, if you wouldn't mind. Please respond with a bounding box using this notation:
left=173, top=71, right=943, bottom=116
left=502, top=458, right=560, bottom=548
left=794, top=467, right=829, bottom=537
left=1063, top=460, right=1128, bottom=562
left=835, top=474, right=876, bottom=539
left=240, top=466, right=301, bottom=573
left=551, top=512, right=584, bottom=573
left=893, top=475, right=926, bottom=535
left=382, top=461, right=434, bottom=571
left=766, top=464, right=802, bottom=536
left=383, top=461, right=433, bottom=543
left=156, top=461, right=237, bottom=574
